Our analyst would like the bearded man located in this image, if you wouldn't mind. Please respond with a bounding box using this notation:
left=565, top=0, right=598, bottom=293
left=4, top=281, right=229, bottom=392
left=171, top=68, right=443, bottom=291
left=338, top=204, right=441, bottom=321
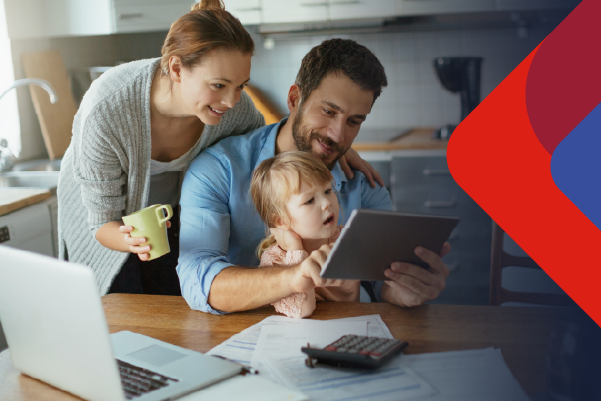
left=177, top=39, right=450, bottom=314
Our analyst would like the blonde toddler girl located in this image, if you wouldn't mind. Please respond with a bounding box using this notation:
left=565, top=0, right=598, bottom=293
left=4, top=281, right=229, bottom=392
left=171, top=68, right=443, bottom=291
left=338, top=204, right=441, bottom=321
left=250, top=151, right=359, bottom=318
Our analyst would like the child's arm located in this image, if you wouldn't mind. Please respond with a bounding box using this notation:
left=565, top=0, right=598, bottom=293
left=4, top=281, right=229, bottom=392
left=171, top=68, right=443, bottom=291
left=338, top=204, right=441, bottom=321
left=272, top=249, right=316, bottom=318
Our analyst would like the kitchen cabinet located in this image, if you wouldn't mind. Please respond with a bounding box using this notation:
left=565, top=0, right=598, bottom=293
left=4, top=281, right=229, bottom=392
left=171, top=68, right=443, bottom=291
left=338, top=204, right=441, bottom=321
left=395, top=0, right=495, bottom=16
left=222, top=0, right=262, bottom=25
left=329, top=0, right=396, bottom=21
left=4, top=0, right=193, bottom=39
left=0, top=202, right=54, bottom=257
left=113, top=0, right=192, bottom=34
left=390, top=152, right=492, bottom=305
left=262, top=0, right=328, bottom=24
left=494, top=0, right=580, bottom=12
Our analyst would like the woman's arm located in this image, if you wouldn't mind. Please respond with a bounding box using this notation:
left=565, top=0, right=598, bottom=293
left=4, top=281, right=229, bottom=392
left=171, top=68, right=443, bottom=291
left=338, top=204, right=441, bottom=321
left=71, top=111, right=149, bottom=258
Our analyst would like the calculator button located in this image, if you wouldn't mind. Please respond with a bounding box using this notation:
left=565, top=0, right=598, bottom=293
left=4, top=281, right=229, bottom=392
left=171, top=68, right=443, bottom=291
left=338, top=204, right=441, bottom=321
left=347, top=349, right=358, bottom=354
left=359, top=350, right=370, bottom=355
left=370, top=351, right=381, bottom=356
left=326, top=346, right=337, bottom=351
left=337, top=348, right=348, bottom=353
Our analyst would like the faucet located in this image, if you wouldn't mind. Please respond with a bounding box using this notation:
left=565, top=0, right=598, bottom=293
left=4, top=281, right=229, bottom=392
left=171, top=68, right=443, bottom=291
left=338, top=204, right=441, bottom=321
left=0, top=78, right=58, bottom=172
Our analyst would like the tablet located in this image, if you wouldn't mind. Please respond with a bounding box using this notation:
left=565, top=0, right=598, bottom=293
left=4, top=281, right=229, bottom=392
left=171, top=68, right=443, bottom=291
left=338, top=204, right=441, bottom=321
left=321, top=209, right=459, bottom=281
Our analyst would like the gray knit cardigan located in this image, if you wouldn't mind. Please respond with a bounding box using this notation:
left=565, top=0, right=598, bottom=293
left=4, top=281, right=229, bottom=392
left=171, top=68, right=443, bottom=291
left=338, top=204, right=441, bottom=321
left=57, top=58, right=265, bottom=295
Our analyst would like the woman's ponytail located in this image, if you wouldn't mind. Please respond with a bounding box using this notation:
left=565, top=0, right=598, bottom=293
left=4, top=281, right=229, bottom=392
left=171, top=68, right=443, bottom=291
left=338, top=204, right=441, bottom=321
left=191, top=0, right=224, bottom=12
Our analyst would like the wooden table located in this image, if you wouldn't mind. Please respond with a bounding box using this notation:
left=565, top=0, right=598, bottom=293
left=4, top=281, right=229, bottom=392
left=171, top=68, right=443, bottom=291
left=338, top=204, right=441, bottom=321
left=0, top=294, right=560, bottom=400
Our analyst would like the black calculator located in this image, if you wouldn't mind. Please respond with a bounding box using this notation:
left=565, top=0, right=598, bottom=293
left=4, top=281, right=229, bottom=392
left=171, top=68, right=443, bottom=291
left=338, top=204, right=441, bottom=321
left=301, top=335, right=408, bottom=369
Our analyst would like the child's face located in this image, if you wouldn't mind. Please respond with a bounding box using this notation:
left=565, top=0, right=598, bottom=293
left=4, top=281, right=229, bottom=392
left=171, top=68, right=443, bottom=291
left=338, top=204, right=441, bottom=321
left=284, top=180, right=340, bottom=240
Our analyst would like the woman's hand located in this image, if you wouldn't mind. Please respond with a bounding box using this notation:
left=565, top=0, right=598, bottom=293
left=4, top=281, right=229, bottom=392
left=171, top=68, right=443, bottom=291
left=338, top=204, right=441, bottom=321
left=270, top=227, right=303, bottom=251
left=339, top=148, right=385, bottom=188
left=119, top=222, right=171, bottom=261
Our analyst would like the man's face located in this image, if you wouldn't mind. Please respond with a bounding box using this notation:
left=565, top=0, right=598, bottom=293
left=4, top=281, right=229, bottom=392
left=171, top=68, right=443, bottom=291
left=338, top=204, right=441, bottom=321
left=291, top=73, right=374, bottom=169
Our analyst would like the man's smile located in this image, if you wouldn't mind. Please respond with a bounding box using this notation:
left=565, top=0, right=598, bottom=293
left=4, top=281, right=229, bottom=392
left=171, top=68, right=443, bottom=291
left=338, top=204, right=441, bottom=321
left=317, top=137, right=336, bottom=156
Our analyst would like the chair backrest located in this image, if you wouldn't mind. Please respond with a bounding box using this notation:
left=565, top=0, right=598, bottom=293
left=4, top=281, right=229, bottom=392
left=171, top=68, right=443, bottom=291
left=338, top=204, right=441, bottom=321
left=489, top=222, right=574, bottom=306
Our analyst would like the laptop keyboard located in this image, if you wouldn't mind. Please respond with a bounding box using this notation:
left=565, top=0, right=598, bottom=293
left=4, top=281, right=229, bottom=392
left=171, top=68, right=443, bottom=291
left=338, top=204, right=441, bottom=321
left=117, top=359, right=179, bottom=400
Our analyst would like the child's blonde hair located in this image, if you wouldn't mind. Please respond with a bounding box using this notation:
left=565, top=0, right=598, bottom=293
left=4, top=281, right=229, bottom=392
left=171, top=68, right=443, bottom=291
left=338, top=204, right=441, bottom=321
left=251, top=151, right=333, bottom=258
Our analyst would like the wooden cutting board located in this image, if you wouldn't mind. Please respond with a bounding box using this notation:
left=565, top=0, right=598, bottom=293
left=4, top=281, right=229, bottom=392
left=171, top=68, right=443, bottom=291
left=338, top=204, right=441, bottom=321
left=352, top=128, right=448, bottom=151
left=0, top=188, right=51, bottom=216
left=245, top=85, right=284, bottom=125
left=21, top=50, right=77, bottom=160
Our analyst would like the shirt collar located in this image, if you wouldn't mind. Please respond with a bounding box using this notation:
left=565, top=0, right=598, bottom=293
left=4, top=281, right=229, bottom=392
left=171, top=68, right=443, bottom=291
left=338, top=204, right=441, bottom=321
left=254, top=118, right=287, bottom=170
left=331, top=162, right=347, bottom=192
left=255, top=116, right=347, bottom=192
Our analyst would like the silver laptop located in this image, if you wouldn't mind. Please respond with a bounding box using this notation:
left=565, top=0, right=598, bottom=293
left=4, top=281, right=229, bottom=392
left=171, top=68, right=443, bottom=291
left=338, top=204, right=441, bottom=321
left=0, top=245, right=241, bottom=401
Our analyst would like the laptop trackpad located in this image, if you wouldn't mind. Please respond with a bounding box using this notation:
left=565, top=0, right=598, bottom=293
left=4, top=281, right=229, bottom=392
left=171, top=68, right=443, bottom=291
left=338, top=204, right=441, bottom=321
left=127, top=345, right=188, bottom=367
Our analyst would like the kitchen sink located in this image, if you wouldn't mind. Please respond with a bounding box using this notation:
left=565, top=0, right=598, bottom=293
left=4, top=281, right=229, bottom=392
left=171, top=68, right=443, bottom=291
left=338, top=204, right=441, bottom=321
left=0, top=172, right=60, bottom=195
left=11, top=158, right=62, bottom=172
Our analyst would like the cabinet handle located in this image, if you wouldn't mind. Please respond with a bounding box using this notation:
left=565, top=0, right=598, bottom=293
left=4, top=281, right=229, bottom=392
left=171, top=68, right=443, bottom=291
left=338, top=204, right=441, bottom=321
left=331, top=0, right=361, bottom=4
left=234, top=7, right=262, bottom=11
left=117, top=13, right=143, bottom=20
left=301, top=2, right=328, bottom=7
left=423, top=169, right=450, bottom=175
left=424, top=200, right=456, bottom=208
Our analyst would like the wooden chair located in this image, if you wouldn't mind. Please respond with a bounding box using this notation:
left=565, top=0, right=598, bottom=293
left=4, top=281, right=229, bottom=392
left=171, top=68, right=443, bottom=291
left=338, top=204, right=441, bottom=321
left=490, top=222, right=574, bottom=306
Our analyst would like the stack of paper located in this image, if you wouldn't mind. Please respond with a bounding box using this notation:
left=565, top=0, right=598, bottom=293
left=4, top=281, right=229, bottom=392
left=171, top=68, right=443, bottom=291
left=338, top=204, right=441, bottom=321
left=208, top=315, right=436, bottom=401
left=207, top=315, right=393, bottom=367
left=207, top=315, right=531, bottom=401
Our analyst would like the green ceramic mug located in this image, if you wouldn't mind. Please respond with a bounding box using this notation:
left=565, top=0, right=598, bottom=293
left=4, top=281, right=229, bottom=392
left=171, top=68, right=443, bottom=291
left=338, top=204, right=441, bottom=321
left=122, top=204, right=173, bottom=261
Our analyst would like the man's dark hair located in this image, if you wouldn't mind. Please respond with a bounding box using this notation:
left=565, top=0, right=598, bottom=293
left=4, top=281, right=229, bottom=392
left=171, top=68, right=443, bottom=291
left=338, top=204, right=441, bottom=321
left=295, top=38, right=387, bottom=105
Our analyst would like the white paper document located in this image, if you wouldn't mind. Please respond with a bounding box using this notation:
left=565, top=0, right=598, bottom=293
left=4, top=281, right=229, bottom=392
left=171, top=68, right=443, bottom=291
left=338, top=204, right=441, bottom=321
left=251, top=320, right=367, bottom=368
left=403, top=347, right=530, bottom=401
left=207, top=314, right=391, bottom=367
left=179, top=374, right=308, bottom=401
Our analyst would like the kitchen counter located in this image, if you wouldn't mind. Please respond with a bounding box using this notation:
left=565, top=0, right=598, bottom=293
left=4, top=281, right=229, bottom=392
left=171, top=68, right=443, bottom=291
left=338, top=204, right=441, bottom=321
left=0, top=188, right=51, bottom=216
left=352, top=128, right=448, bottom=152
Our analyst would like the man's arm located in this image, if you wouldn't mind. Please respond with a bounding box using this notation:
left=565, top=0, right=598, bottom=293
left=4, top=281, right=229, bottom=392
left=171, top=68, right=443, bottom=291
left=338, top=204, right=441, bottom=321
left=178, top=152, right=341, bottom=313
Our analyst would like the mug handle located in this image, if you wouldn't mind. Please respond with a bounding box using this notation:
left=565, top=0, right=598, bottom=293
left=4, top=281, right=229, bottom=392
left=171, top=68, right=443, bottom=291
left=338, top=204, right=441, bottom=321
left=156, top=204, right=173, bottom=227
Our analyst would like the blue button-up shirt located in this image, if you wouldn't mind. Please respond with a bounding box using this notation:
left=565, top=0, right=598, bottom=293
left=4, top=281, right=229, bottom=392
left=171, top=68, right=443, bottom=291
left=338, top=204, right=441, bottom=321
left=177, top=119, right=393, bottom=314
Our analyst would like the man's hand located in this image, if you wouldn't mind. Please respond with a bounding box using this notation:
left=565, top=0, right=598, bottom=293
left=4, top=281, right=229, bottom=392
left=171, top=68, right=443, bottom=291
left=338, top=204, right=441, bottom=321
left=339, top=148, right=385, bottom=188
left=380, top=242, right=452, bottom=307
left=289, top=244, right=344, bottom=293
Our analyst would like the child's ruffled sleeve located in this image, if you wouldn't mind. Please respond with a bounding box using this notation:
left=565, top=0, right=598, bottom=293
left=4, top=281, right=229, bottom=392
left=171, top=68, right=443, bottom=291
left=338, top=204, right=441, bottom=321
left=260, top=247, right=315, bottom=318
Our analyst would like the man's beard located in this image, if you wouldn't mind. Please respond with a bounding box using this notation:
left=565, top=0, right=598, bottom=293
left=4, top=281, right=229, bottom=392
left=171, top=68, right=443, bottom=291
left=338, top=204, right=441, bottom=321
left=291, top=108, right=349, bottom=170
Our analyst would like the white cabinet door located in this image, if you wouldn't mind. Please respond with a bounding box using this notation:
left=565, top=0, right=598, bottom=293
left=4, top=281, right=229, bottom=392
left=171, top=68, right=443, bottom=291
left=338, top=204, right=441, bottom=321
left=494, top=0, right=579, bottom=11
left=396, top=0, right=494, bottom=16
left=4, top=0, right=112, bottom=39
left=113, top=0, right=194, bottom=33
left=262, top=0, right=328, bottom=24
left=329, top=0, right=396, bottom=20
left=223, top=0, right=262, bottom=25
left=45, top=0, right=112, bottom=36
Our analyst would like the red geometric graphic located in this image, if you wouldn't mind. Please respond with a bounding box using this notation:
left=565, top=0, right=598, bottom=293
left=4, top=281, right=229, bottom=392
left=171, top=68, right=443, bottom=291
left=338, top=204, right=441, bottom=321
left=447, top=0, right=601, bottom=326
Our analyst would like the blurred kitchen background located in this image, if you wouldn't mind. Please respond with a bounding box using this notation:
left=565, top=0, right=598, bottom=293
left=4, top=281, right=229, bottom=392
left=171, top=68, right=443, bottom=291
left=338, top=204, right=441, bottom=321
left=0, top=0, right=579, bottom=349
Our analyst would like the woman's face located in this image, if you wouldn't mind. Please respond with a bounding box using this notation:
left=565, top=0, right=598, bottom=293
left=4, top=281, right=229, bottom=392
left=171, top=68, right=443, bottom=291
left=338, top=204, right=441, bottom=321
left=285, top=180, right=340, bottom=241
left=177, top=49, right=251, bottom=125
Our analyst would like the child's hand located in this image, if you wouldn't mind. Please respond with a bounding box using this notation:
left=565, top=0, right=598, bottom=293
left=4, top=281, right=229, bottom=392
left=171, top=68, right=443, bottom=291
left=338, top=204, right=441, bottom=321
left=290, top=244, right=344, bottom=293
left=270, top=227, right=303, bottom=251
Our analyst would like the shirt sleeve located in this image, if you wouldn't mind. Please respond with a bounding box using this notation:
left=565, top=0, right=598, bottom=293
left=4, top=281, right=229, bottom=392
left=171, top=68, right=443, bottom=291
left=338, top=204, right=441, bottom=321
left=177, top=150, right=234, bottom=314
left=71, top=111, right=128, bottom=236
left=358, top=172, right=393, bottom=303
